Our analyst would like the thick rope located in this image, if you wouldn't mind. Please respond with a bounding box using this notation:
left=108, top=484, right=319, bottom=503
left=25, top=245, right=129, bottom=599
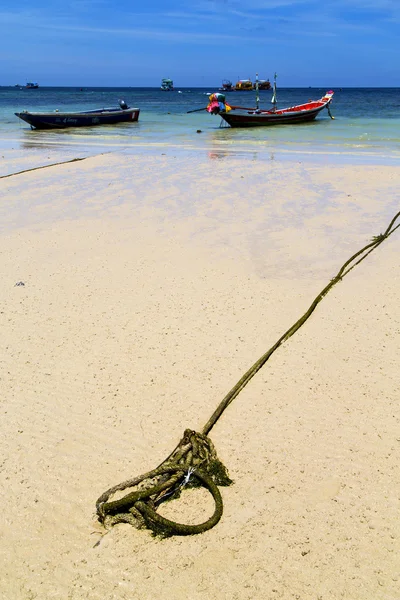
left=96, top=429, right=230, bottom=536
left=97, top=211, right=400, bottom=536
left=202, top=212, right=400, bottom=436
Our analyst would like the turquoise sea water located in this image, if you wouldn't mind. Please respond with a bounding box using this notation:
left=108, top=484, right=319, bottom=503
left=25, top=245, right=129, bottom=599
left=0, top=86, right=399, bottom=164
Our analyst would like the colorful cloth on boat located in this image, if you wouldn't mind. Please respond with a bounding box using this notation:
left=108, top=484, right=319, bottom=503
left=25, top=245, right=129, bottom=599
left=209, top=93, right=226, bottom=103
left=206, top=93, right=231, bottom=114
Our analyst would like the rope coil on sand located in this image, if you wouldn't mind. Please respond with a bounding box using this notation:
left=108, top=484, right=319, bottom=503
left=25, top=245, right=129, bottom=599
left=96, top=429, right=229, bottom=536
left=96, top=211, right=400, bottom=537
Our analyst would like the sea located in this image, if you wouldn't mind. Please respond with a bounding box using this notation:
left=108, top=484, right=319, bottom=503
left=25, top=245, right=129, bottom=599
left=0, top=86, right=399, bottom=165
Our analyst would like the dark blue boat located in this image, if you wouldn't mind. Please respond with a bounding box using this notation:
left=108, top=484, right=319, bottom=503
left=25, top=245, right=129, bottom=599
left=15, top=100, right=140, bottom=129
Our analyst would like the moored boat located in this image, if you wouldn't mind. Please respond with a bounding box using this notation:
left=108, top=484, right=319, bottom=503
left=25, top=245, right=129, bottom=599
left=15, top=99, right=140, bottom=129
left=207, top=74, right=334, bottom=127
left=214, top=92, right=334, bottom=127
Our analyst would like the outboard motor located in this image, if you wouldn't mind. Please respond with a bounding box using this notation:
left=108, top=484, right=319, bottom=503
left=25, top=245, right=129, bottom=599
left=119, top=99, right=129, bottom=110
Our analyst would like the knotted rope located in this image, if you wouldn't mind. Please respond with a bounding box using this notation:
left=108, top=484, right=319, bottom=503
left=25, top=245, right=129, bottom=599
left=97, top=211, right=400, bottom=537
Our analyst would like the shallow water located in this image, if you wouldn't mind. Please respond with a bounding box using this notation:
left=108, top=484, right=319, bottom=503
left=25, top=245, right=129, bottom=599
left=0, top=86, right=399, bottom=164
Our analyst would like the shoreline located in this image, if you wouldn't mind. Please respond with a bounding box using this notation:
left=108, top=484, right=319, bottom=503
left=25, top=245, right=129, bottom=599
left=1, top=152, right=399, bottom=599
left=1, top=140, right=399, bottom=182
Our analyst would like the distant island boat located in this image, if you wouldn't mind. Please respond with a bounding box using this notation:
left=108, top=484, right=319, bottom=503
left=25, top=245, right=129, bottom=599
left=161, top=78, right=174, bottom=91
left=25, top=82, right=39, bottom=89
left=15, top=99, right=140, bottom=129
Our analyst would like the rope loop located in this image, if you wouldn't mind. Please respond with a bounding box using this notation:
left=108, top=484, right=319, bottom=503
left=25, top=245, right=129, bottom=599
left=97, top=429, right=232, bottom=536
left=97, top=211, right=400, bottom=536
left=135, top=466, right=223, bottom=536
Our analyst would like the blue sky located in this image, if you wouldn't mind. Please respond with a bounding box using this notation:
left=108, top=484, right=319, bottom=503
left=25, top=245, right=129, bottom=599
left=1, top=0, right=399, bottom=87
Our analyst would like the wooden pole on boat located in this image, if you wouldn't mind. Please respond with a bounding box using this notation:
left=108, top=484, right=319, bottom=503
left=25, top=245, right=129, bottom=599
left=187, top=107, right=207, bottom=113
left=255, top=73, right=259, bottom=109
left=271, top=72, right=277, bottom=111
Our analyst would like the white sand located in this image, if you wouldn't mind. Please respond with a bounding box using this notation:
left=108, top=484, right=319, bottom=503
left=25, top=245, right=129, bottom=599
left=1, top=152, right=399, bottom=599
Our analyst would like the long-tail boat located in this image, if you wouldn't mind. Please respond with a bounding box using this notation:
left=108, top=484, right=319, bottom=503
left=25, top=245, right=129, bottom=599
left=207, top=74, right=334, bottom=127
left=15, top=99, right=140, bottom=130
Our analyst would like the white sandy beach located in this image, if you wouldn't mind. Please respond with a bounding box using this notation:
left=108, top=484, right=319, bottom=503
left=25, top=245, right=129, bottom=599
left=1, top=151, right=399, bottom=599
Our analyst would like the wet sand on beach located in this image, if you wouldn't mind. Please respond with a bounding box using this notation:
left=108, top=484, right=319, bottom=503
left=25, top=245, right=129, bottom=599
left=1, top=152, right=399, bottom=600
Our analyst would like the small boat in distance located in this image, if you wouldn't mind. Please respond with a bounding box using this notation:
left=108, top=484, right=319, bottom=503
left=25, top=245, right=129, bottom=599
left=207, top=75, right=334, bottom=127
left=256, top=79, right=271, bottom=90
left=234, top=79, right=253, bottom=91
left=15, top=99, right=140, bottom=129
left=219, top=79, right=234, bottom=92
left=161, top=78, right=174, bottom=91
left=25, top=82, right=39, bottom=89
